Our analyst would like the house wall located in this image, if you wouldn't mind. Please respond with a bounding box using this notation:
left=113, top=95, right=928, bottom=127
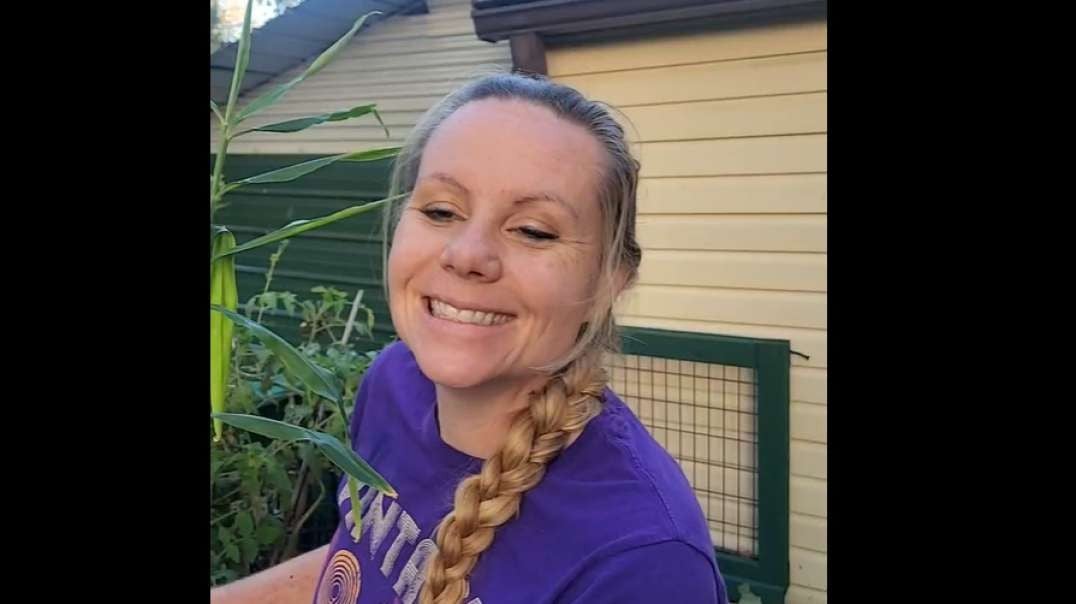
left=211, top=0, right=511, bottom=154
left=546, top=18, right=828, bottom=604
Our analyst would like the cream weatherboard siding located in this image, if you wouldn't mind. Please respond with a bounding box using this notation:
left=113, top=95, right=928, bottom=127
left=211, top=0, right=511, bottom=154
left=547, top=18, right=828, bottom=604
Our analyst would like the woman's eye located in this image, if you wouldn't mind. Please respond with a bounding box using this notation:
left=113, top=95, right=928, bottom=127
left=421, top=207, right=456, bottom=222
left=516, top=226, right=558, bottom=241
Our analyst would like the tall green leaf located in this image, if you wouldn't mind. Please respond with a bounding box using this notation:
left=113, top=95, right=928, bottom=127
left=211, top=194, right=400, bottom=261
left=223, top=147, right=400, bottom=192
left=236, top=11, right=381, bottom=123
left=210, top=228, right=239, bottom=441
left=234, top=104, right=380, bottom=136
left=225, top=0, right=256, bottom=124
left=213, top=413, right=397, bottom=498
left=210, top=305, right=342, bottom=403
left=348, top=476, right=362, bottom=541
left=371, top=108, right=391, bottom=138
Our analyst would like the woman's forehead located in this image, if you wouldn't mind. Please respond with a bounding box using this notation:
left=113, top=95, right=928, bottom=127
left=418, top=98, right=606, bottom=203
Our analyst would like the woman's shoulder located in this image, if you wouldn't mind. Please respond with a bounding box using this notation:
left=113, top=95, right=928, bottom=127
left=537, top=386, right=717, bottom=556
left=489, top=387, right=724, bottom=600
left=581, top=385, right=714, bottom=531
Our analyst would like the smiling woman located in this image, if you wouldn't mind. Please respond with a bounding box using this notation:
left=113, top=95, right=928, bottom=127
left=388, top=98, right=607, bottom=398
left=211, top=72, right=729, bottom=604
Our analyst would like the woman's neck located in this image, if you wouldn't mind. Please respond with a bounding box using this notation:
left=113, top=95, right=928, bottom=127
left=435, top=375, right=545, bottom=459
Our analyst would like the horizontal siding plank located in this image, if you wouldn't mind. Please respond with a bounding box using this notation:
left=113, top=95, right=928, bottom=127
left=791, top=367, right=827, bottom=404
left=637, top=250, right=826, bottom=292
left=341, top=33, right=482, bottom=59
left=362, top=16, right=476, bottom=41
left=790, top=476, right=826, bottom=517
left=618, top=285, right=827, bottom=330
left=636, top=215, right=827, bottom=253
left=791, top=402, right=826, bottom=444
left=620, top=92, right=827, bottom=142
left=314, top=46, right=507, bottom=75
left=547, top=20, right=827, bottom=76
left=618, top=316, right=827, bottom=369
left=787, top=585, right=828, bottom=604
left=557, top=52, right=827, bottom=107
left=273, top=78, right=470, bottom=101
left=790, top=547, right=827, bottom=591
left=790, top=512, right=827, bottom=553
left=261, top=62, right=506, bottom=88
left=638, top=174, right=827, bottom=214
left=790, top=441, right=826, bottom=480
left=787, top=510, right=826, bottom=555
left=638, top=135, right=827, bottom=177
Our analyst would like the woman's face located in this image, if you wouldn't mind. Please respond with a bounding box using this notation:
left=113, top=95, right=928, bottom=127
left=388, top=98, right=607, bottom=390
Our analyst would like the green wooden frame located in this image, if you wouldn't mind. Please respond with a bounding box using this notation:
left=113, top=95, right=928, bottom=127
left=619, top=326, right=791, bottom=604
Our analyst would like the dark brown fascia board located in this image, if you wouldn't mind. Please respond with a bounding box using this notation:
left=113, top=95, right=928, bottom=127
left=473, top=0, right=827, bottom=43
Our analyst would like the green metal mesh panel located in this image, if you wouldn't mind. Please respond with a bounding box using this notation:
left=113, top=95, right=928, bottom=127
left=607, top=352, right=760, bottom=558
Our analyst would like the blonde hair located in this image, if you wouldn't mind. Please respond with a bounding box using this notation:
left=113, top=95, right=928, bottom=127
left=382, top=72, right=642, bottom=604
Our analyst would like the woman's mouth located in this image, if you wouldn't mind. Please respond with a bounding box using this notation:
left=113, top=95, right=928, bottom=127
left=425, top=296, right=515, bottom=326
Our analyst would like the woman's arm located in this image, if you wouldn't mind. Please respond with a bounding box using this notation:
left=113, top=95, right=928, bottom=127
left=211, top=544, right=329, bottom=604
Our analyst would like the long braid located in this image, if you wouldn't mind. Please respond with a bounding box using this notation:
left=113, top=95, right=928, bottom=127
left=419, top=353, right=607, bottom=604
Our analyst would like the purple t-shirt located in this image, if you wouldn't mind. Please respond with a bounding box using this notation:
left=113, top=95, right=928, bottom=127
left=312, top=341, right=727, bottom=604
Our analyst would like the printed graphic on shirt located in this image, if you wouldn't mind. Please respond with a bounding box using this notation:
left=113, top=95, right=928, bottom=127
left=335, top=482, right=481, bottom=604
left=317, top=549, right=362, bottom=604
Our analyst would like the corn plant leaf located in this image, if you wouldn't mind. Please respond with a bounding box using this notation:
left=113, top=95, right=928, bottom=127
left=213, top=413, right=397, bottom=498
left=210, top=228, right=239, bottom=441
left=348, top=476, right=362, bottom=541
left=225, top=0, right=256, bottom=124
left=212, top=195, right=398, bottom=261
left=234, top=104, right=379, bottom=136
left=210, top=100, right=225, bottom=125
left=224, top=147, right=400, bottom=191
left=213, top=412, right=309, bottom=440
left=309, top=432, right=397, bottom=498
left=372, top=109, right=391, bottom=138
left=236, top=11, right=380, bottom=123
left=211, top=305, right=342, bottom=402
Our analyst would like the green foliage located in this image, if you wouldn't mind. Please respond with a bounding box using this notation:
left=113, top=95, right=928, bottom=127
left=209, top=0, right=400, bottom=586
left=210, top=282, right=385, bottom=585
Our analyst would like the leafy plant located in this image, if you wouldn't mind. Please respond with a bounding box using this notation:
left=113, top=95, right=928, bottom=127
left=209, top=0, right=402, bottom=570
left=211, top=252, right=383, bottom=584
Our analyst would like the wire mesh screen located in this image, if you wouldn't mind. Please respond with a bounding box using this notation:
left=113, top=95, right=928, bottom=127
left=607, top=352, right=759, bottom=558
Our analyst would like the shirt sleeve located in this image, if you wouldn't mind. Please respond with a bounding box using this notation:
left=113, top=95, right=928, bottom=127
left=556, top=540, right=727, bottom=604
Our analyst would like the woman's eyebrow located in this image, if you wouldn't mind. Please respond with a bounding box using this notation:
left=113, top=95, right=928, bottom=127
left=513, top=193, right=578, bottom=220
left=420, top=172, right=470, bottom=196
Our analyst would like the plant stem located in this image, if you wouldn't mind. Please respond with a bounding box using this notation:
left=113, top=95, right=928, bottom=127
left=211, top=126, right=231, bottom=218
left=256, top=241, right=288, bottom=324
left=211, top=19, right=247, bottom=218
left=341, top=290, right=363, bottom=345
left=280, top=481, right=326, bottom=563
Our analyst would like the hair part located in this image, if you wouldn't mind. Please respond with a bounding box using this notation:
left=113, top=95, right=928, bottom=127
left=381, top=72, right=642, bottom=604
